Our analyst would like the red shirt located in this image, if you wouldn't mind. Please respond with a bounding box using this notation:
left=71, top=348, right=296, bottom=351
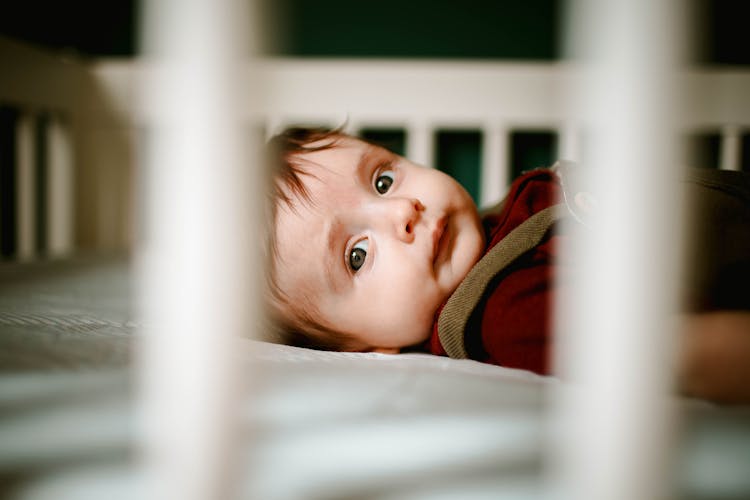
left=426, top=169, right=565, bottom=375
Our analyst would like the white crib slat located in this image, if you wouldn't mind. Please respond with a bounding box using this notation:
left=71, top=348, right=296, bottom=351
left=407, top=122, right=434, bottom=168
left=15, top=112, right=36, bottom=260
left=343, top=119, right=361, bottom=136
left=554, top=1, right=682, bottom=499
left=559, top=122, right=581, bottom=162
left=138, top=0, right=255, bottom=498
left=480, top=123, right=509, bottom=207
left=46, top=114, right=74, bottom=257
left=720, top=125, right=741, bottom=171
left=265, top=116, right=284, bottom=140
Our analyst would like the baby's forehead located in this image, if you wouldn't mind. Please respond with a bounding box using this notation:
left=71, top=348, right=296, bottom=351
left=283, top=142, right=380, bottom=207
left=293, top=136, right=388, bottom=177
left=273, top=181, right=335, bottom=296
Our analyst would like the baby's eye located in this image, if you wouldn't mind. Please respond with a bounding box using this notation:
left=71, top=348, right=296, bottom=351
left=349, top=239, right=369, bottom=272
left=374, top=170, right=395, bottom=195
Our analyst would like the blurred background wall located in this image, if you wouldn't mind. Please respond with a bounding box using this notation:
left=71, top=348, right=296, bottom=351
left=4, top=1, right=749, bottom=62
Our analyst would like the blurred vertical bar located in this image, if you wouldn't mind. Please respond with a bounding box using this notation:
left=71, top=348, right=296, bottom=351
left=46, top=114, right=74, bottom=257
left=34, top=114, right=48, bottom=254
left=553, top=1, right=684, bottom=499
left=407, top=121, right=434, bottom=168
left=558, top=121, right=580, bottom=162
left=480, top=123, right=509, bottom=207
left=16, top=112, right=36, bottom=260
left=138, top=0, right=257, bottom=499
left=720, top=125, right=741, bottom=171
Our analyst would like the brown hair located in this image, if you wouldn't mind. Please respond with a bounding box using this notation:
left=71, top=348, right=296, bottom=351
left=264, top=126, right=357, bottom=351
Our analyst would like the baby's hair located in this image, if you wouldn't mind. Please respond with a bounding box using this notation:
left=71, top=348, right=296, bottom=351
left=267, top=126, right=340, bottom=208
left=264, top=126, right=357, bottom=351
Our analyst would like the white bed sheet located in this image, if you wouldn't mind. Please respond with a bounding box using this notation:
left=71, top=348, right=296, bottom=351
left=1, top=256, right=748, bottom=499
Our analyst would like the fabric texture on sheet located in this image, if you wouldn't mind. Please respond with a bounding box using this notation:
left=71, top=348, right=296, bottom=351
left=0, top=256, right=135, bottom=371
left=1, top=256, right=749, bottom=500
left=0, top=255, right=552, bottom=499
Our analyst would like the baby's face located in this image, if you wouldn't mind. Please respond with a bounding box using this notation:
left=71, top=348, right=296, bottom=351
left=274, top=136, right=484, bottom=352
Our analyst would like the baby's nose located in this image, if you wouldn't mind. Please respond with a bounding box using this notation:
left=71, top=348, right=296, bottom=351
left=391, top=198, right=424, bottom=242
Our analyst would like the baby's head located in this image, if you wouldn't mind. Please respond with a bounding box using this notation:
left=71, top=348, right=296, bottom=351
left=266, top=127, right=485, bottom=353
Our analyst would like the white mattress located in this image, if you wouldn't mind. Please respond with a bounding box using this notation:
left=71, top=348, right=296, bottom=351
left=1, top=256, right=748, bottom=499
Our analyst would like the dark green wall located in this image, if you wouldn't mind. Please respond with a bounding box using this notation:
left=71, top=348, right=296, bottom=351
left=0, top=0, right=137, bottom=57
left=1, top=0, right=749, bottom=64
left=436, top=131, right=482, bottom=205
left=267, top=0, right=559, bottom=60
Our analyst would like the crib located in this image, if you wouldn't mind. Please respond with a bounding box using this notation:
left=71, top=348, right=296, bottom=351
left=2, top=3, right=750, bottom=498
left=4, top=50, right=749, bottom=257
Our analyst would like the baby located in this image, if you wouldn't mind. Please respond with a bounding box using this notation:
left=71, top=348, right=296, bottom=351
left=265, top=126, right=750, bottom=403
left=266, top=127, right=485, bottom=354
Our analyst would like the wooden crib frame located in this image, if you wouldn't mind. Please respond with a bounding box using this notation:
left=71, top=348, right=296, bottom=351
left=2, top=39, right=749, bottom=257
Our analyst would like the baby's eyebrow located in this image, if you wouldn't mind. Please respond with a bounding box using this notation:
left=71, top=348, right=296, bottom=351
left=355, top=145, right=391, bottom=185
left=323, top=218, right=348, bottom=294
left=355, top=148, right=374, bottom=183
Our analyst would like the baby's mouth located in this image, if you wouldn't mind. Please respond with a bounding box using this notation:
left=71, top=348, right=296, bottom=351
left=432, top=216, right=449, bottom=268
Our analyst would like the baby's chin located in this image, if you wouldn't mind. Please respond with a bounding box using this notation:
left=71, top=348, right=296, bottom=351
left=401, top=304, right=444, bottom=347
left=406, top=324, right=436, bottom=350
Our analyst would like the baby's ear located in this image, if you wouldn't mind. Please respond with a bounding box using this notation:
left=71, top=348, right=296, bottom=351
left=372, top=347, right=400, bottom=355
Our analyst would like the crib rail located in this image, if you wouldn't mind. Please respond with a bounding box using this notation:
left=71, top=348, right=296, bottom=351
left=3, top=44, right=749, bottom=260
left=95, top=58, right=750, bottom=207
left=0, top=37, right=84, bottom=259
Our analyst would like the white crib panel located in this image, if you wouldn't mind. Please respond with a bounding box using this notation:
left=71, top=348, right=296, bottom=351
left=553, top=1, right=684, bottom=499
left=480, top=123, right=510, bottom=206
left=264, top=116, right=284, bottom=140
left=258, top=60, right=566, bottom=127
left=406, top=121, right=434, bottom=169
left=0, top=37, right=88, bottom=112
left=137, top=0, right=257, bottom=498
left=720, top=125, right=742, bottom=171
left=15, top=112, right=36, bottom=260
left=681, top=71, right=750, bottom=129
left=558, top=122, right=581, bottom=162
left=342, top=119, right=361, bottom=136
left=46, top=115, right=74, bottom=257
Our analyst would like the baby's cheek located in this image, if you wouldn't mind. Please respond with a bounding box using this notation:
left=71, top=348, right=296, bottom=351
left=377, top=299, right=421, bottom=337
left=413, top=293, right=444, bottom=334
